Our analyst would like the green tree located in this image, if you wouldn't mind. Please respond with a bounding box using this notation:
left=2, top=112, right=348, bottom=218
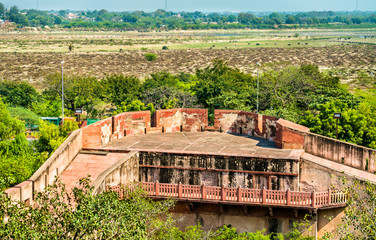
left=7, top=6, right=29, bottom=26
left=144, top=52, right=158, bottom=61
left=60, top=120, right=79, bottom=137
left=7, top=106, right=40, bottom=128
left=115, top=99, right=155, bottom=115
left=35, top=120, right=64, bottom=154
left=0, top=2, right=5, bottom=18
left=31, top=98, right=62, bottom=117
left=0, top=81, right=39, bottom=108
left=193, top=60, right=255, bottom=111
left=0, top=98, right=24, bottom=141
left=102, top=74, right=141, bottom=106
left=335, top=179, right=376, bottom=239
left=286, top=15, right=296, bottom=24
left=0, top=178, right=176, bottom=239
left=0, top=97, right=46, bottom=190
left=301, top=101, right=376, bottom=149
left=43, top=74, right=106, bottom=116
left=142, top=86, right=197, bottom=110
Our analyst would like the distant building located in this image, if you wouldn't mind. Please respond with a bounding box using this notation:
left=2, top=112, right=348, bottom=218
left=67, top=13, right=78, bottom=19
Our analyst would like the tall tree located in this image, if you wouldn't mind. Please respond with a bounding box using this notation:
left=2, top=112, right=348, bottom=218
left=0, top=2, right=5, bottom=18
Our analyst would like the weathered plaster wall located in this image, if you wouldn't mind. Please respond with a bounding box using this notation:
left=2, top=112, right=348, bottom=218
left=213, top=110, right=282, bottom=142
left=5, top=129, right=83, bottom=204
left=317, top=207, right=346, bottom=238
left=81, top=108, right=312, bottom=150
left=93, top=151, right=139, bottom=194
left=139, top=151, right=299, bottom=190
left=299, top=160, right=347, bottom=192
left=173, top=212, right=269, bottom=233
left=82, top=108, right=210, bottom=148
left=304, top=132, right=376, bottom=173
left=171, top=202, right=316, bottom=236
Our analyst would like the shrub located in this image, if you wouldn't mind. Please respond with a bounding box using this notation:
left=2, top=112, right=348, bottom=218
left=144, top=53, right=158, bottom=61
left=162, top=46, right=168, bottom=50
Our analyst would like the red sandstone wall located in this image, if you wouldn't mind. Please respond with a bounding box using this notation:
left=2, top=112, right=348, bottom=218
left=214, top=110, right=240, bottom=131
left=276, top=119, right=309, bottom=149
left=182, top=109, right=208, bottom=132
left=155, top=108, right=208, bottom=133
left=82, top=111, right=152, bottom=148
left=262, top=115, right=279, bottom=141
left=214, top=110, right=263, bottom=137
left=83, top=109, right=208, bottom=147
left=112, top=111, right=150, bottom=139
left=81, top=108, right=311, bottom=150
left=82, top=117, right=112, bottom=148
left=155, top=109, right=182, bottom=133
left=213, top=110, right=310, bottom=148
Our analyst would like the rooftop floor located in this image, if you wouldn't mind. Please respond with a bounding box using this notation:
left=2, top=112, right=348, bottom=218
left=99, top=132, right=304, bottom=160
left=59, top=152, right=124, bottom=190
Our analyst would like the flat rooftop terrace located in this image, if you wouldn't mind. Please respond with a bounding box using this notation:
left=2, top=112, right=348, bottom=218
left=98, top=132, right=304, bottom=160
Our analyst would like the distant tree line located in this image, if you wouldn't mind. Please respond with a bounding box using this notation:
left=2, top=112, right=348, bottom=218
left=0, top=2, right=375, bottom=29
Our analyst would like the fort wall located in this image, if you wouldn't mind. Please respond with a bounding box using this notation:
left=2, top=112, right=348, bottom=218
left=93, top=151, right=139, bottom=194
left=113, top=111, right=151, bottom=139
left=5, top=129, right=82, bottom=204
left=304, top=132, right=376, bottom=173
left=4, top=108, right=367, bottom=238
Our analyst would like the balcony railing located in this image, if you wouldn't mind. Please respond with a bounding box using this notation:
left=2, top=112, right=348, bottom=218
left=110, top=182, right=347, bottom=209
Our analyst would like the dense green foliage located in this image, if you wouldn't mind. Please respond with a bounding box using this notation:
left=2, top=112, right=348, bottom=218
left=7, top=106, right=40, bottom=128
left=324, top=179, right=376, bottom=239
left=144, top=53, right=158, bottom=61
left=0, top=98, right=46, bottom=190
left=0, top=93, right=78, bottom=190
left=0, top=178, right=313, bottom=239
left=0, top=81, right=39, bottom=108
left=0, top=179, right=176, bottom=239
left=0, top=3, right=375, bottom=30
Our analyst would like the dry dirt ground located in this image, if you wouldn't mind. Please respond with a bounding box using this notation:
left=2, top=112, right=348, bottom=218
left=1, top=45, right=375, bottom=87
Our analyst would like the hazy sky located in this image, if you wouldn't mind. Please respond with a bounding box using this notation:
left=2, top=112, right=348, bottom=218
left=1, top=0, right=375, bottom=12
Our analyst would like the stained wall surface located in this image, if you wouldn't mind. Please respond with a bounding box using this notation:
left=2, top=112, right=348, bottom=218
left=304, top=132, right=376, bottom=173
left=139, top=151, right=299, bottom=191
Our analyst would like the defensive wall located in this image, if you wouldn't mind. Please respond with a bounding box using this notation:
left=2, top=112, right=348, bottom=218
left=4, top=129, right=82, bottom=204
left=4, top=108, right=376, bottom=237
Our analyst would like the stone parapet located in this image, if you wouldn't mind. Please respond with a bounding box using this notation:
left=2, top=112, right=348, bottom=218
left=5, top=129, right=82, bottom=204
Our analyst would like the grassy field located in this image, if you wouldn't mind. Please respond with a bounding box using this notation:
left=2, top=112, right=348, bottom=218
left=0, top=28, right=375, bottom=90
left=0, top=28, right=375, bottom=53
